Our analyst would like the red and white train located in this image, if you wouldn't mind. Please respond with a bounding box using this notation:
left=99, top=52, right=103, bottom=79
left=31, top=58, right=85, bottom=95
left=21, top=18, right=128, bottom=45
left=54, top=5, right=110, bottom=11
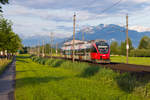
left=61, top=39, right=110, bottom=63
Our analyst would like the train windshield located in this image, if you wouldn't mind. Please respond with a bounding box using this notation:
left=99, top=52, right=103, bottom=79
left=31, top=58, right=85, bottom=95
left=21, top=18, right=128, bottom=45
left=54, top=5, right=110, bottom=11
left=96, top=42, right=109, bottom=54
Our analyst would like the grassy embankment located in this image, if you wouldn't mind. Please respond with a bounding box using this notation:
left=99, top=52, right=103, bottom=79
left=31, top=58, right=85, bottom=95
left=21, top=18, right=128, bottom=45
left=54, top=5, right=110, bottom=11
left=111, top=56, right=150, bottom=66
left=16, top=55, right=150, bottom=100
left=43, top=54, right=150, bottom=66
left=0, top=59, right=11, bottom=74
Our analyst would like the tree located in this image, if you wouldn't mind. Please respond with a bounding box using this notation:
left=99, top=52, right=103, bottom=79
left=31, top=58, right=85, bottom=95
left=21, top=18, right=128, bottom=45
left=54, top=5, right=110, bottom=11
left=138, top=36, right=150, bottom=49
left=6, top=33, right=22, bottom=53
left=45, top=44, right=50, bottom=54
left=119, top=38, right=134, bottom=55
left=0, top=16, right=22, bottom=56
left=0, top=0, right=8, bottom=4
left=120, top=41, right=126, bottom=55
left=0, top=0, right=9, bottom=12
left=125, top=38, right=134, bottom=52
left=110, top=41, right=119, bottom=55
left=0, top=17, right=12, bottom=54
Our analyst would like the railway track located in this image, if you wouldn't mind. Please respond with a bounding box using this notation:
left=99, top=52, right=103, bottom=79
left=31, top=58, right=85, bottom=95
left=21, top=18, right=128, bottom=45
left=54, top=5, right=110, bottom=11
left=45, top=56, right=150, bottom=73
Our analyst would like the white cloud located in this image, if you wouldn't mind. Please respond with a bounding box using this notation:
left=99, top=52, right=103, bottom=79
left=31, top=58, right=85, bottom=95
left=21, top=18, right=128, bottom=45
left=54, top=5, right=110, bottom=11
left=1, top=0, right=150, bottom=42
left=132, top=0, right=150, bottom=3
left=4, top=5, right=102, bottom=22
left=2, top=4, right=110, bottom=39
left=129, top=26, right=150, bottom=32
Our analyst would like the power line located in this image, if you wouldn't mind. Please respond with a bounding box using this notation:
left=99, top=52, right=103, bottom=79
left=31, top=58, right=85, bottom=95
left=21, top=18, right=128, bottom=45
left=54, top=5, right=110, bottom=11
left=100, top=0, right=123, bottom=14
left=85, top=0, right=123, bottom=14
left=72, top=12, right=76, bottom=62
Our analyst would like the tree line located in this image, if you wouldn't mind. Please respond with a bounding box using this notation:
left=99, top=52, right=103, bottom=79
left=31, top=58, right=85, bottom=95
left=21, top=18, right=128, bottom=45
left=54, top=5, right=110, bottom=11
left=0, top=0, right=22, bottom=58
left=0, top=16, right=22, bottom=58
left=20, top=44, right=60, bottom=56
left=110, top=36, right=150, bottom=57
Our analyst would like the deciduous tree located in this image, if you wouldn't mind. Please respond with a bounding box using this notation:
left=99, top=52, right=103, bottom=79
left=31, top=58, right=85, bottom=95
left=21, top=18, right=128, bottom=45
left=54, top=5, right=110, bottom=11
left=110, top=41, right=119, bottom=55
left=0, top=16, right=22, bottom=56
left=0, top=0, right=9, bottom=12
left=138, top=36, right=150, bottom=49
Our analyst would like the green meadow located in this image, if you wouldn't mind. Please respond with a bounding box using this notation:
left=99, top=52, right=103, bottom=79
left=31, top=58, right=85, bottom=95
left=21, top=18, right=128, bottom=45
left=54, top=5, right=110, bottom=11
left=15, top=55, right=150, bottom=100
left=111, top=56, right=150, bottom=66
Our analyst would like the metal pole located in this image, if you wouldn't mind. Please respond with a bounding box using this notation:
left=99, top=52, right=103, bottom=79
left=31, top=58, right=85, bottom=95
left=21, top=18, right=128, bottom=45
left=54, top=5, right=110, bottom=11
left=56, top=43, right=58, bottom=56
left=38, top=41, right=40, bottom=57
left=50, top=32, right=53, bottom=58
left=72, top=12, right=76, bottom=62
left=42, top=40, right=45, bottom=57
left=82, top=31, right=86, bottom=57
left=82, top=32, right=84, bottom=41
left=126, top=14, right=129, bottom=64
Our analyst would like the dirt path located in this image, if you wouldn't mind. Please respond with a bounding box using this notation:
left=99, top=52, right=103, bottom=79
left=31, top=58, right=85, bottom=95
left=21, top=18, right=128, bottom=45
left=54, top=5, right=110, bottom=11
left=0, top=57, right=16, bottom=100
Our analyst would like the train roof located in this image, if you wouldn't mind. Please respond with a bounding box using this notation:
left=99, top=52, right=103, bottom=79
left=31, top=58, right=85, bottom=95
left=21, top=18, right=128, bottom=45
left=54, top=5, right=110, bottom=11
left=63, top=39, right=107, bottom=46
left=63, top=40, right=86, bottom=46
left=62, top=39, right=108, bottom=50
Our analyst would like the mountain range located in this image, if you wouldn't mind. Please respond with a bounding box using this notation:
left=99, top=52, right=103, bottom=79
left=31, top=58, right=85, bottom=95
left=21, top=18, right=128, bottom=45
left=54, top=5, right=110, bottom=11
left=22, top=24, right=150, bottom=48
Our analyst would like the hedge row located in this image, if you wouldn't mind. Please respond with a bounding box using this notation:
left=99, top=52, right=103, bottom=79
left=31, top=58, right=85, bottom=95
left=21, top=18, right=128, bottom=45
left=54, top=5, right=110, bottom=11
left=129, top=49, right=150, bottom=57
left=31, top=56, right=92, bottom=72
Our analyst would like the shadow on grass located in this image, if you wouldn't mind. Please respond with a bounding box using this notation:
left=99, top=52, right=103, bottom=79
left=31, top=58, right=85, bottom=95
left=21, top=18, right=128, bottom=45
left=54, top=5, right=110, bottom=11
left=16, top=70, right=38, bottom=74
left=16, top=70, right=27, bottom=73
left=16, top=55, right=34, bottom=59
left=16, top=59, right=29, bottom=63
left=53, top=60, right=65, bottom=67
left=45, top=59, right=55, bottom=66
left=115, top=72, right=150, bottom=94
left=16, top=76, right=66, bottom=88
left=80, top=66, right=100, bottom=78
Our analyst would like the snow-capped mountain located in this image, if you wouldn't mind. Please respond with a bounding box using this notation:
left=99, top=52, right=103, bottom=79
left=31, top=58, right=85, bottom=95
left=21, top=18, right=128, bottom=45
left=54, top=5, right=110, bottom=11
left=74, top=24, right=150, bottom=47
left=22, top=24, right=150, bottom=48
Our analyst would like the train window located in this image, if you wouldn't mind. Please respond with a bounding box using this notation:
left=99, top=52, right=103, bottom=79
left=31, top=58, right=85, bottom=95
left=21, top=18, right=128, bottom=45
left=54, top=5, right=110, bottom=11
left=98, top=47, right=109, bottom=54
left=96, top=42, right=108, bottom=46
left=96, top=41, right=109, bottom=54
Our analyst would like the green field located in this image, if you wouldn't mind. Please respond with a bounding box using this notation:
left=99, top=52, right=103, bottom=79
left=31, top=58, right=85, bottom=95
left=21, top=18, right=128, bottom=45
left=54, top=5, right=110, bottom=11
left=111, top=56, right=150, bottom=66
left=0, top=59, right=11, bottom=74
left=15, top=55, right=150, bottom=100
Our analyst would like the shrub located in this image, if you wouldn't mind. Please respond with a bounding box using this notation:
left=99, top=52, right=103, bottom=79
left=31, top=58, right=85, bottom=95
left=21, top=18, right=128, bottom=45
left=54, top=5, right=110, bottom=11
left=130, top=49, right=150, bottom=57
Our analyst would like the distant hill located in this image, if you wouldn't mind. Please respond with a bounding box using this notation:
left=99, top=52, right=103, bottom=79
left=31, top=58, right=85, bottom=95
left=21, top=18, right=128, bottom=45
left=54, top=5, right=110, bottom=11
left=22, top=24, right=150, bottom=48
left=73, top=24, right=150, bottom=47
left=22, top=35, right=64, bottom=47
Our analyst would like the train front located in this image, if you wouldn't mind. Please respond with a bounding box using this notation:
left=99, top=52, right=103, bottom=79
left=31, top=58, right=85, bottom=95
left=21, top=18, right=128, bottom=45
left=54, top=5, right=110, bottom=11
left=91, top=40, right=110, bottom=63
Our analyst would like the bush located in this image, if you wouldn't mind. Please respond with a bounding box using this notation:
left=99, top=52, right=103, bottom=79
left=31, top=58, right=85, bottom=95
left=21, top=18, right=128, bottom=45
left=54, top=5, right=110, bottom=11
left=39, top=58, right=48, bottom=65
left=31, top=56, right=89, bottom=72
left=129, top=49, right=150, bottom=57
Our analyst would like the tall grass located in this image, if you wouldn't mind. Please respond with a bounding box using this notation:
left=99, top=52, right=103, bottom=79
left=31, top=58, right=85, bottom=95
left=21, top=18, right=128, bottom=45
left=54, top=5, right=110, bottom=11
left=0, top=59, right=11, bottom=74
left=15, top=55, right=150, bottom=100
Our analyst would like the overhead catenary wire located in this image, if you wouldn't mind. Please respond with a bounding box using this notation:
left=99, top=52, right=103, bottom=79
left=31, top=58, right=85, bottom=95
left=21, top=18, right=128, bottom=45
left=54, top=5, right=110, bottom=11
left=77, top=0, right=125, bottom=31
left=59, top=0, right=125, bottom=48
left=100, top=0, right=123, bottom=14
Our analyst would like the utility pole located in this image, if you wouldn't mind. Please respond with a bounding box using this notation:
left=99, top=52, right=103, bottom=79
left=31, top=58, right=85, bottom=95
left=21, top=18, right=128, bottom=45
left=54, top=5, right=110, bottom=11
left=82, top=31, right=86, bottom=57
left=126, top=14, right=129, bottom=64
left=72, top=12, right=76, bottom=62
left=50, top=32, right=54, bottom=58
left=38, top=41, right=40, bottom=57
left=82, top=32, right=84, bottom=41
left=56, top=43, right=58, bottom=56
left=42, top=40, right=45, bottom=57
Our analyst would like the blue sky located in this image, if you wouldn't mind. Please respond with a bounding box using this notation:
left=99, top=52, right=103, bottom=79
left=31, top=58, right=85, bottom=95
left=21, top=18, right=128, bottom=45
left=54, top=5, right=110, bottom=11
left=2, top=0, right=150, bottom=39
